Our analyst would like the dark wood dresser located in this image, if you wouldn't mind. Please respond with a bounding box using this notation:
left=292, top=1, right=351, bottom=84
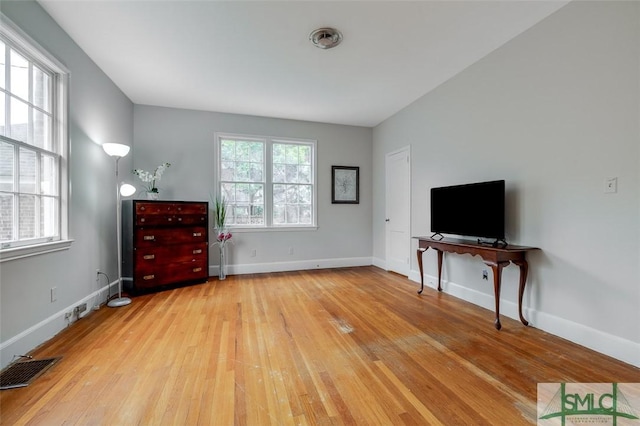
left=122, top=200, right=209, bottom=293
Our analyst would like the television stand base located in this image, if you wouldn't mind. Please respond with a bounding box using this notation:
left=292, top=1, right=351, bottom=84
left=414, top=236, right=538, bottom=330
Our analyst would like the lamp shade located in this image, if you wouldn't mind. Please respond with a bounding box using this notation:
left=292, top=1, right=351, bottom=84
left=119, top=183, right=136, bottom=197
left=102, top=143, right=130, bottom=158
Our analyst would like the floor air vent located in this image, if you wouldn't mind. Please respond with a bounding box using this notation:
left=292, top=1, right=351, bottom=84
left=0, top=357, right=61, bottom=390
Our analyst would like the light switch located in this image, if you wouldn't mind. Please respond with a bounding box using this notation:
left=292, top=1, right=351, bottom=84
left=605, top=177, right=617, bottom=193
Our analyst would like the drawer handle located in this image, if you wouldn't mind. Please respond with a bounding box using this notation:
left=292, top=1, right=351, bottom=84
left=193, top=267, right=202, bottom=273
left=193, top=232, right=202, bottom=237
left=140, top=206, right=146, bottom=211
left=167, top=218, right=173, bottom=222
left=143, top=254, right=155, bottom=260
left=143, top=274, right=155, bottom=280
left=143, top=235, right=155, bottom=241
left=193, top=249, right=202, bottom=254
left=140, top=218, right=145, bottom=223
left=178, top=217, right=182, bottom=221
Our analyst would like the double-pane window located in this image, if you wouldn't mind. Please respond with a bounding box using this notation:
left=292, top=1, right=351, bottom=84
left=217, top=133, right=316, bottom=228
left=0, top=16, right=68, bottom=255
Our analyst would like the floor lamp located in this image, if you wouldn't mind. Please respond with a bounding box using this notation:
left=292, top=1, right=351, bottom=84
left=102, top=143, right=135, bottom=308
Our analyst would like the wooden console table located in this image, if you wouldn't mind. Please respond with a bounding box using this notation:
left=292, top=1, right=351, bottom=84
left=414, top=237, right=539, bottom=330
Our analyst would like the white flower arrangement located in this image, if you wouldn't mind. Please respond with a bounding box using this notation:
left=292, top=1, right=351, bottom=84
left=132, top=162, right=171, bottom=193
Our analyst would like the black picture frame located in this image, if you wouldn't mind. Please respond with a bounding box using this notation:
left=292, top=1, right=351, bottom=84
left=331, top=166, right=359, bottom=204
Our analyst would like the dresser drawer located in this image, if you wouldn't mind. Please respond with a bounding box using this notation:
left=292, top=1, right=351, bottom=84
left=134, top=260, right=208, bottom=289
left=136, top=214, right=207, bottom=226
left=135, top=242, right=207, bottom=265
left=135, top=226, right=207, bottom=247
left=136, top=202, right=207, bottom=216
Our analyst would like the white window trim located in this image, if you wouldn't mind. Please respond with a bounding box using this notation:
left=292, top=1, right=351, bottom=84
left=0, top=13, right=71, bottom=261
left=214, top=132, right=318, bottom=231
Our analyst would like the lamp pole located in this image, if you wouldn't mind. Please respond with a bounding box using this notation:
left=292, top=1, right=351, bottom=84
left=102, top=143, right=133, bottom=307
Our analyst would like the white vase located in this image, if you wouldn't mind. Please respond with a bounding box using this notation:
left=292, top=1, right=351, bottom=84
left=146, top=191, right=159, bottom=200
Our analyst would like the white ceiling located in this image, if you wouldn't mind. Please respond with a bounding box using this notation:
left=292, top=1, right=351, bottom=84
left=37, top=1, right=569, bottom=127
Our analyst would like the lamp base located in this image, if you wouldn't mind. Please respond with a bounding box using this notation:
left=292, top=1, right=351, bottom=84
left=107, top=297, right=132, bottom=308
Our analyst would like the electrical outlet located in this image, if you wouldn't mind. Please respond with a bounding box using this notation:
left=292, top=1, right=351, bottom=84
left=250, top=249, right=256, bottom=257
left=482, top=270, right=489, bottom=280
left=50, top=287, right=57, bottom=302
left=288, top=247, right=294, bottom=255
left=74, top=303, right=87, bottom=315
left=64, top=311, right=72, bottom=320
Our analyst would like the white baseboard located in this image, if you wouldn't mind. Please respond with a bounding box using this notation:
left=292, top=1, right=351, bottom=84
left=409, top=270, right=640, bottom=368
left=209, top=256, right=374, bottom=277
left=371, top=256, right=386, bottom=270
left=0, top=281, right=118, bottom=369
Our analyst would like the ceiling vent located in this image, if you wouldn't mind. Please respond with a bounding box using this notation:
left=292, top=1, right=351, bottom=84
left=309, top=27, right=343, bottom=50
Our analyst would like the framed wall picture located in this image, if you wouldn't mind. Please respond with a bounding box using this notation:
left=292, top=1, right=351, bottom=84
left=332, top=166, right=359, bottom=204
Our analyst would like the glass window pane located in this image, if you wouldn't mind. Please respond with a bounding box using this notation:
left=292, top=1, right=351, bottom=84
left=285, top=164, right=298, bottom=183
left=41, top=196, right=58, bottom=237
left=273, top=143, right=286, bottom=164
left=273, top=184, right=286, bottom=204
left=0, top=141, right=14, bottom=191
left=249, top=143, right=263, bottom=163
left=10, top=50, right=29, bottom=101
left=0, top=41, right=5, bottom=90
left=0, top=194, right=13, bottom=241
left=299, top=185, right=312, bottom=204
left=33, top=108, right=51, bottom=150
left=0, top=92, right=5, bottom=136
left=18, top=194, right=36, bottom=239
left=41, top=154, right=57, bottom=195
left=221, top=140, right=235, bottom=161
left=221, top=182, right=236, bottom=202
left=299, top=165, right=311, bottom=184
left=249, top=163, right=262, bottom=181
left=235, top=162, right=250, bottom=181
left=299, top=145, right=311, bottom=165
left=19, top=147, right=37, bottom=193
left=273, top=164, right=285, bottom=183
left=33, top=65, right=51, bottom=112
left=10, top=97, right=28, bottom=143
left=300, top=205, right=311, bottom=224
left=286, top=145, right=299, bottom=164
left=285, top=185, right=298, bottom=203
left=221, top=161, right=235, bottom=181
left=273, top=204, right=285, bottom=225
left=285, top=205, right=299, bottom=223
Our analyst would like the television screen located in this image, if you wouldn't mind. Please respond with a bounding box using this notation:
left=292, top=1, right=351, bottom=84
left=430, top=180, right=505, bottom=241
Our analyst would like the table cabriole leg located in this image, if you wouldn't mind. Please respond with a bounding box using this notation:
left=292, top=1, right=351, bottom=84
left=417, top=248, right=425, bottom=294
left=512, top=259, right=530, bottom=326
left=486, top=261, right=507, bottom=330
left=436, top=250, right=443, bottom=292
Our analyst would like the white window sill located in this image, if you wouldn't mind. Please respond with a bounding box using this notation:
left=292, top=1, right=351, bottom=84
left=0, top=239, right=74, bottom=263
left=228, top=226, right=318, bottom=233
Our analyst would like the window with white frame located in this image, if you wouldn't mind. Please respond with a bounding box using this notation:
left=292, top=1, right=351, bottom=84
left=216, top=133, right=316, bottom=228
left=0, top=14, right=69, bottom=257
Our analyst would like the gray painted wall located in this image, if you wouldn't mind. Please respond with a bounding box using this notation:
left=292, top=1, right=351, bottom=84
left=0, top=1, right=133, bottom=368
left=133, top=105, right=373, bottom=272
left=373, top=1, right=640, bottom=366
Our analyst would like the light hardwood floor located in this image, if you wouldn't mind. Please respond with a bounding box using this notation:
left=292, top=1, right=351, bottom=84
left=1, top=267, right=638, bottom=425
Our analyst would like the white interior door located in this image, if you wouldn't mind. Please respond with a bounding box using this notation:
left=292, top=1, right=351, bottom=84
left=385, top=146, right=411, bottom=276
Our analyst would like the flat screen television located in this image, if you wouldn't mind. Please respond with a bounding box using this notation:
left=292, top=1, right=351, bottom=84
left=430, top=180, right=505, bottom=242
